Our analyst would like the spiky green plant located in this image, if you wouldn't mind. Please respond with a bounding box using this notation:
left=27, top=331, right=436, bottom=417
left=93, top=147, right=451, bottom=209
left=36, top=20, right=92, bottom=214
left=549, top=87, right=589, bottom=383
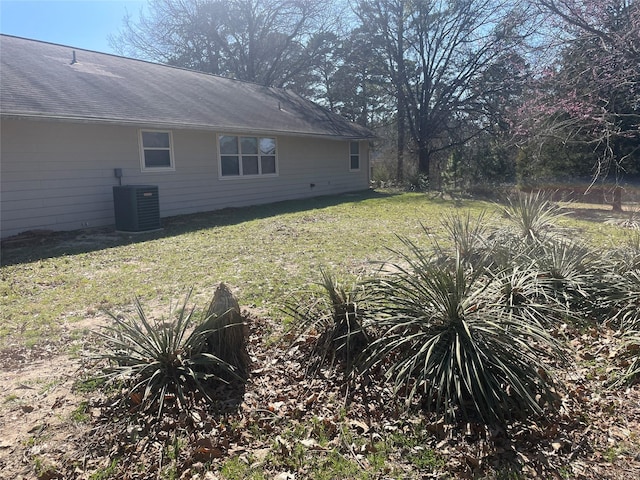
left=532, top=238, right=628, bottom=324
left=493, top=196, right=611, bottom=323
left=96, top=291, right=239, bottom=416
left=489, top=263, right=557, bottom=327
left=501, top=191, right=568, bottom=243
left=605, top=241, right=640, bottom=386
left=361, top=237, right=566, bottom=426
left=533, top=240, right=593, bottom=311
left=612, top=269, right=640, bottom=329
left=618, top=330, right=640, bottom=386
left=613, top=232, right=640, bottom=273
left=438, top=210, right=492, bottom=266
left=611, top=316, right=640, bottom=388
left=283, top=268, right=370, bottom=375
left=594, top=234, right=640, bottom=328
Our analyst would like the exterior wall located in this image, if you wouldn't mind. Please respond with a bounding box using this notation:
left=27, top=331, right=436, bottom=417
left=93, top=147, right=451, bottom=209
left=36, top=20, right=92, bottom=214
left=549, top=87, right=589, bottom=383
left=0, top=118, right=370, bottom=238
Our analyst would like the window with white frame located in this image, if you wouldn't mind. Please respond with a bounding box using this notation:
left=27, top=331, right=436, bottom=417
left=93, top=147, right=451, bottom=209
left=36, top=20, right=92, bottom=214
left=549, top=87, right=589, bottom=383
left=349, top=141, right=360, bottom=171
left=219, top=135, right=277, bottom=177
left=139, top=130, right=174, bottom=170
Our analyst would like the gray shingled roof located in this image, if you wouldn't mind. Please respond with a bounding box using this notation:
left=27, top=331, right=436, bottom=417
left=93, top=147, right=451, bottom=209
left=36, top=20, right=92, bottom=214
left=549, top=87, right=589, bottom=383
left=0, top=35, right=374, bottom=139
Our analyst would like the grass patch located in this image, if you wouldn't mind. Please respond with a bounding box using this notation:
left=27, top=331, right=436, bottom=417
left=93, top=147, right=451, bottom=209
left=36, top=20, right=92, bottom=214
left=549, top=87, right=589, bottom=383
left=70, top=401, right=90, bottom=423
left=3, top=394, right=19, bottom=404
left=88, top=458, right=119, bottom=480
left=1, top=190, right=628, bottom=349
left=73, top=377, right=108, bottom=394
left=220, top=456, right=268, bottom=480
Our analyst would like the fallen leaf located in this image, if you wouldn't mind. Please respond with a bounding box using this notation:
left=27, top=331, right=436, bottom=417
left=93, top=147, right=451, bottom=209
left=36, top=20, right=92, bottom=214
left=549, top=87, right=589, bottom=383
left=192, top=438, right=225, bottom=461
left=300, top=438, right=318, bottom=448
left=274, top=473, right=296, bottom=480
left=348, top=419, right=369, bottom=434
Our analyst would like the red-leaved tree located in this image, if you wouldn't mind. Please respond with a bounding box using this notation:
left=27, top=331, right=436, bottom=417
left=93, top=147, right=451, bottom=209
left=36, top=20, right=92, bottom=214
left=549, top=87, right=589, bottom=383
left=515, top=0, right=639, bottom=196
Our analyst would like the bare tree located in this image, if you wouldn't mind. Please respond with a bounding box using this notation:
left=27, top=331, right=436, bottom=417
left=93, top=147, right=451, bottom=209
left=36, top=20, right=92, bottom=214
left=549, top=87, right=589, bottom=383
left=110, top=0, right=340, bottom=91
left=355, top=0, right=533, bottom=181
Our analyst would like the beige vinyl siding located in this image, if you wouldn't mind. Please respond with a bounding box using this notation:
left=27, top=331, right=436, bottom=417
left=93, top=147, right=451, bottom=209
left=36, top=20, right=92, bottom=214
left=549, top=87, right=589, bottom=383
left=1, top=119, right=369, bottom=238
left=1, top=120, right=138, bottom=237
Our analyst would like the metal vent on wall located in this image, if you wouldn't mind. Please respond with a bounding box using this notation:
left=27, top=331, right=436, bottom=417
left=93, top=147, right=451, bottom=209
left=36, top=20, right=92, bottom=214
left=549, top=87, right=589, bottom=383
left=113, top=185, right=161, bottom=232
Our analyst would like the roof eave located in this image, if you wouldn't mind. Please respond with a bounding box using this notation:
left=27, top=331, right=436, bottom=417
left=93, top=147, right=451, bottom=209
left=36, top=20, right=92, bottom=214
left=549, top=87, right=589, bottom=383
left=0, top=112, right=377, bottom=140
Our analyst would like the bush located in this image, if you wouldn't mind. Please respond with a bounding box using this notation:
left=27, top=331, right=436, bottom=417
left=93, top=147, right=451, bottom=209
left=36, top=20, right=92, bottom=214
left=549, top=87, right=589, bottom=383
left=500, top=190, right=568, bottom=243
left=359, top=225, right=567, bottom=426
left=439, top=210, right=492, bottom=267
left=96, top=290, right=243, bottom=416
left=284, top=268, right=371, bottom=375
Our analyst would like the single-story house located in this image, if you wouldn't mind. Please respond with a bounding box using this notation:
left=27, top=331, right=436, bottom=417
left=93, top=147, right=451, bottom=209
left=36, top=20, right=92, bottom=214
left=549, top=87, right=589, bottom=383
left=0, top=34, right=375, bottom=239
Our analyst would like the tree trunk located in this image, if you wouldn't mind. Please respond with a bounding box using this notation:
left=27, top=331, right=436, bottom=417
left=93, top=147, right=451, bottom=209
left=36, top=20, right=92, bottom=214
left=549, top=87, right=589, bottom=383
left=418, top=143, right=430, bottom=177
left=202, top=283, right=250, bottom=380
left=395, top=3, right=406, bottom=183
left=612, top=186, right=622, bottom=212
left=396, top=95, right=405, bottom=182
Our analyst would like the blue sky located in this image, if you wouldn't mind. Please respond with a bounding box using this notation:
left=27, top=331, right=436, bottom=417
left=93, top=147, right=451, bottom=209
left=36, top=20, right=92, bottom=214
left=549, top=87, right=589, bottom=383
left=0, top=0, right=145, bottom=54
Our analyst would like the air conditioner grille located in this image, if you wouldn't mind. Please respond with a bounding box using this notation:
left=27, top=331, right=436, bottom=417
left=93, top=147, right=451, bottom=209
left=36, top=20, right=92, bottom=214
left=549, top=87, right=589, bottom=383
left=113, top=185, right=161, bottom=232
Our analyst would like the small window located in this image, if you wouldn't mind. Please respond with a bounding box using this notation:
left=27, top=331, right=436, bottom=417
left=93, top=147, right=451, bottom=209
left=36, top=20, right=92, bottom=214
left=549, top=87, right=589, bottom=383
left=219, top=135, right=277, bottom=177
left=140, top=130, right=174, bottom=170
left=349, top=141, right=360, bottom=171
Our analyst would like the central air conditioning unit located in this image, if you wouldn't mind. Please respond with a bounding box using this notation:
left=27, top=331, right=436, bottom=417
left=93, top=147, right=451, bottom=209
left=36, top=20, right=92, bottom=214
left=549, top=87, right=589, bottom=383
left=113, top=185, right=161, bottom=232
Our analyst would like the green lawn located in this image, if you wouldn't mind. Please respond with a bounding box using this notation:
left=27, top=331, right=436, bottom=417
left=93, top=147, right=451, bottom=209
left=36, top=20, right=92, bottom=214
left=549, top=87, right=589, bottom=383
left=0, top=189, right=629, bottom=346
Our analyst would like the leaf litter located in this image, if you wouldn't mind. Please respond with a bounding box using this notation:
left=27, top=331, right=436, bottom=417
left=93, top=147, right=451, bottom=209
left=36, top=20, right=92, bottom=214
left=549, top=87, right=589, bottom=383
left=1, top=313, right=639, bottom=479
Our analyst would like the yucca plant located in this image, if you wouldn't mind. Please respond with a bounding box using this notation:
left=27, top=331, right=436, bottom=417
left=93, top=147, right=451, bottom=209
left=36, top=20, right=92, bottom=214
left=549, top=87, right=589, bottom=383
left=500, top=190, right=568, bottom=243
left=612, top=269, right=640, bottom=329
left=438, top=210, right=492, bottom=267
left=361, top=237, right=566, bottom=426
left=607, top=253, right=640, bottom=386
left=284, top=268, right=370, bottom=375
left=613, top=232, right=640, bottom=273
left=534, top=240, right=594, bottom=310
left=489, top=262, right=558, bottom=328
left=96, top=291, right=239, bottom=416
left=615, top=329, right=640, bottom=386
left=593, top=234, right=640, bottom=328
left=535, top=239, right=627, bottom=324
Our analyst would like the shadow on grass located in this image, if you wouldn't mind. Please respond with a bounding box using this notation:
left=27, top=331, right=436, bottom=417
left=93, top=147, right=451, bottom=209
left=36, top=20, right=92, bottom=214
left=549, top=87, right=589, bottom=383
left=563, top=205, right=635, bottom=222
left=1, top=189, right=398, bottom=266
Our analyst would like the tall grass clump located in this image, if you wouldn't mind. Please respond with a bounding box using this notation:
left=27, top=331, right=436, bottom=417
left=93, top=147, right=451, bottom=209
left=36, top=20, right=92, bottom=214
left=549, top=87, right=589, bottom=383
left=96, top=290, right=244, bottom=416
left=360, top=231, right=567, bottom=426
left=284, top=268, right=371, bottom=375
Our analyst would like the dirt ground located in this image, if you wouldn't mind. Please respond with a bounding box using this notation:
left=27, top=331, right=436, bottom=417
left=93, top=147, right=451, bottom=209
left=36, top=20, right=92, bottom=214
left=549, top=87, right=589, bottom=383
left=0, top=314, right=107, bottom=479
left=0, top=354, right=82, bottom=478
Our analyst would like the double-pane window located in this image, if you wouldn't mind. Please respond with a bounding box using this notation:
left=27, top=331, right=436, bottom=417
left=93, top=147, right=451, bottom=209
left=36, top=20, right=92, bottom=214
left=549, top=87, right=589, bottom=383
left=220, top=135, right=277, bottom=177
left=140, top=130, right=174, bottom=170
left=350, top=141, right=360, bottom=171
